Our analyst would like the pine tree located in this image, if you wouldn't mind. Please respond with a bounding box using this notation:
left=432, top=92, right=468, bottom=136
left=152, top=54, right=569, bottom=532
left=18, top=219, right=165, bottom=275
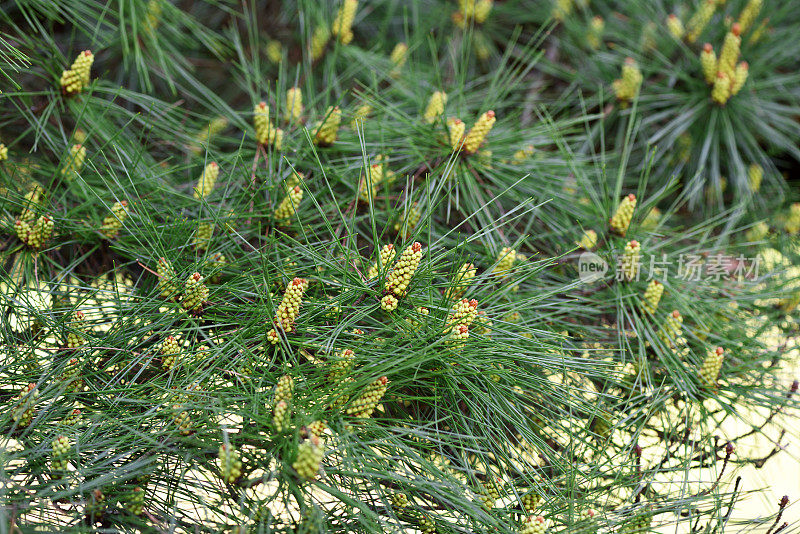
left=1, top=2, right=798, bottom=533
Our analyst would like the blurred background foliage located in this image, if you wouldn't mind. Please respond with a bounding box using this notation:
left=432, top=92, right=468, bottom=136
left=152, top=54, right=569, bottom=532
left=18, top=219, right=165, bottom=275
left=1, top=0, right=799, bottom=533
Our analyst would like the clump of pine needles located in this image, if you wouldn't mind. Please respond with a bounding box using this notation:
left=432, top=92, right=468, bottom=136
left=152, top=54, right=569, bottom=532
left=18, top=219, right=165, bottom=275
left=1, top=1, right=799, bottom=533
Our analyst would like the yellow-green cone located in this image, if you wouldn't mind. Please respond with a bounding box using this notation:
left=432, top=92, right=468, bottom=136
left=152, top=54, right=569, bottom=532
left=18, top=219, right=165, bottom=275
left=157, top=257, right=179, bottom=300
left=463, top=110, right=496, bottom=154
left=346, top=376, right=389, bottom=418
left=520, top=515, right=547, bottom=534
left=100, top=201, right=129, bottom=239
left=314, top=106, right=342, bottom=146
left=699, top=346, right=724, bottom=388
left=642, top=280, right=664, bottom=314
left=386, top=242, right=423, bottom=297
left=218, top=444, right=242, bottom=484
left=182, top=272, right=209, bottom=312
left=292, top=434, right=324, bottom=479
left=423, top=91, right=447, bottom=124
left=609, top=194, right=636, bottom=236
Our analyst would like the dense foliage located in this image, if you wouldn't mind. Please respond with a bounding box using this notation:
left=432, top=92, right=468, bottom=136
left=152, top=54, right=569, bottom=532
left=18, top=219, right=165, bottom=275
left=1, top=1, right=799, bottom=533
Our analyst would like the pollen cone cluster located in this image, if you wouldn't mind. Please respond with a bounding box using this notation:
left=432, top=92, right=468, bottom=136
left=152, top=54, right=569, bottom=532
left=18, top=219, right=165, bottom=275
left=463, top=110, right=496, bottom=154
left=748, top=163, right=763, bottom=192
left=785, top=203, right=800, bottom=234
left=454, top=0, right=494, bottom=27
left=182, top=272, right=209, bottom=312
left=390, top=42, right=408, bottom=76
left=85, top=489, right=106, bottom=518
left=193, top=162, right=219, bottom=199
left=193, top=222, right=213, bottom=251
left=686, top=0, right=716, bottom=43
left=610, top=194, right=637, bottom=235
left=192, top=116, right=228, bottom=152
left=160, top=335, right=181, bottom=370
left=51, top=435, right=71, bottom=471
left=275, top=185, right=303, bottom=224
left=705, top=24, right=748, bottom=105
left=12, top=383, right=38, bottom=428
left=286, top=87, right=303, bottom=123
left=612, top=58, right=642, bottom=104
left=738, top=0, right=762, bottom=33
left=351, top=102, right=372, bottom=128
left=16, top=215, right=54, bottom=249
left=275, top=375, right=294, bottom=404
left=273, top=400, right=290, bottom=432
left=719, top=25, right=742, bottom=78
left=390, top=492, right=409, bottom=509
left=588, top=16, right=605, bottom=48
left=332, top=0, right=358, bottom=44
left=448, top=298, right=479, bottom=326
left=62, top=358, right=84, bottom=391
left=218, top=444, right=242, bottom=484
left=100, top=201, right=129, bottom=239
left=360, top=157, right=385, bottom=202
left=124, top=488, right=145, bottom=515
left=552, top=0, right=572, bottom=21
left=254, top=102, right=271, bottom=144
left=448, top=117, right=466, bottom=151
left=478, top=480, right=501, bottom=509
left=521, top=491, right=541, bottom=513
left=254, top=102, right=283, bottom=148
left=700, top=44, right=718, bottom=84
left=667, top=14, right=684, bottom=40
left=642, top=280, right=664, bottom=314
left=368, top=244, right=396, bottom=279
left=60, top=50, right=94, bottom=94
left=658, top=310, right=684, bottom=349
left=386, top=242, right=423, bottom=298
left=142, top=0, right=163, bottom=35
left=394, top=202, right=421, bottom=240
left=699, top=346, right=725, bottom=388
left=746, top=221, right=769, bottom=242
left=329, top=349, right=355, bottom=380
left=307, top=420, right=327, bottom=437
left=346, top=376, right=389, bottom=418
left=293, top=434, right=324, bottom=479
left=423, top=91, right=447, bottom=124
left=311, top=24, right=331, bottom=60
left=62, top=144, right=86, bottom=180
left=157, top=257, right=179, bottom=299
left=622, top=513, right=652, bottom=533
left=66, top=311, right=87, bottom=348
left=269, top=277, right=308, bottom=342
left=446, top=299, right=479, bottom=345
left=577, top=229, right=598, bottom=250
left=520, top=515, right=547, bottom=534
left=173, top=408, right=191, bottom=435
left=314, top=106, right=342, bottom=146
left=491, top=247, right=517, bottom=278
left=621, top=240, right=641, bottom=281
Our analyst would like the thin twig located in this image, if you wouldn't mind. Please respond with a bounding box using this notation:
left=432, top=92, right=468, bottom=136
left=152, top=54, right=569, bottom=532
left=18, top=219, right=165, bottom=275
left=752, top=429, right=787, bottom=468
left=766, top=496, right=789, bottom=534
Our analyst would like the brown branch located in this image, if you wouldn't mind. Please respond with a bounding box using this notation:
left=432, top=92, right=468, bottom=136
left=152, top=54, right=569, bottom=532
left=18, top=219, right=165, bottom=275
left=752, top=429, right=787, bottom=468
left=721, top=476, right=742, bottom=523
left=766, top=496, right=789, bottom=534
left=697, top=442, right=733, bottom=496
